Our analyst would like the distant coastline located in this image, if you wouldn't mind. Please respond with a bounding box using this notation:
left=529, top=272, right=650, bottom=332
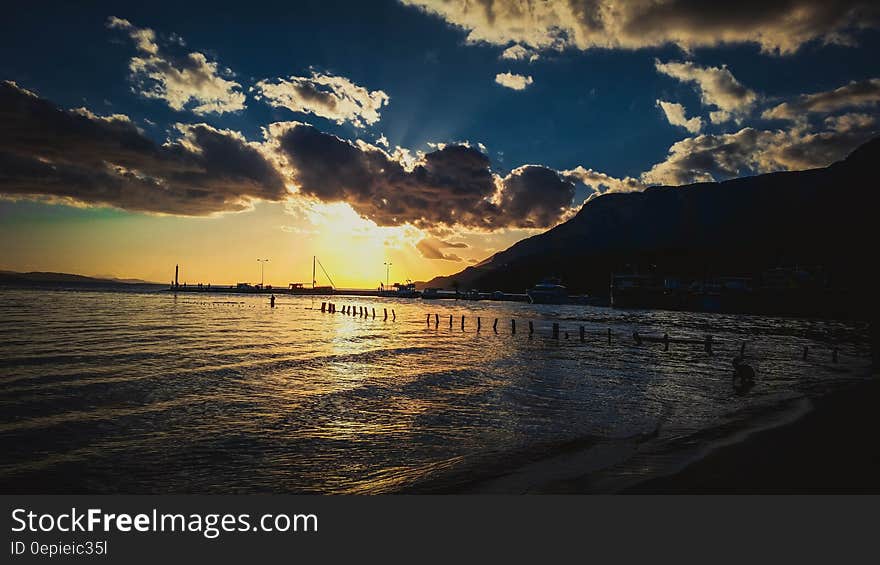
left=0, top=270, right=160, bottom=286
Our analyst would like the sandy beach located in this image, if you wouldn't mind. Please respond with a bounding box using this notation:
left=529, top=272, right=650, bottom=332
left=625, top=378, right=880, bottom=493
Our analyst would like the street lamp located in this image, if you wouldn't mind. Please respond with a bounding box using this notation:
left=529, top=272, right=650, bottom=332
left=384, top=261, right=392, bottom=288
left=257, top=258, right=269, bottom=287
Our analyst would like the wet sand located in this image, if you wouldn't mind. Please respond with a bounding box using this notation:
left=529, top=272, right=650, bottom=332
left=625, top=378, right=880, bottom=493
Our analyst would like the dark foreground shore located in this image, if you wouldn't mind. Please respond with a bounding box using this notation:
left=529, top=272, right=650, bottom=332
left=626, top=378, right=880, bottom=493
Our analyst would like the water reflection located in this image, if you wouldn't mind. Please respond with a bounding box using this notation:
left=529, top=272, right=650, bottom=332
left=0, top=288, right=872, bottom=493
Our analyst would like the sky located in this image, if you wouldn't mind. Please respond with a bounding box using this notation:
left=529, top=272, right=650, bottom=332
left=1, top=0, right=879, bottom=287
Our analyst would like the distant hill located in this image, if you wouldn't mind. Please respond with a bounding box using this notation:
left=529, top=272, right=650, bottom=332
left=423, top=136, right=879, bottom=299
left=0, top=271, right=159, bottom=286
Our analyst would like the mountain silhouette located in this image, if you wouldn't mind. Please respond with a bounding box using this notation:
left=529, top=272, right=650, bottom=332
left=424, top=137, right=879, bottom=309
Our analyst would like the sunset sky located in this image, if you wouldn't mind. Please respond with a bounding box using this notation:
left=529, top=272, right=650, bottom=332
left=1, top=0, right=878, bottom=287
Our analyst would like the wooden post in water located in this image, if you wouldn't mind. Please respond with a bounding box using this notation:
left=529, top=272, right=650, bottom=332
left=461, top=315, right=465, bottom=330
left=493, top=318, right=498, bottom=333
left=511, top=319, right=516, bottom=334
left=477, top=317, right=481, bottom=331
left=321, top=302, right=326, bottom=312
left=552, top=323, right=559, bottom=339
left=529, top=321, right=534, bottom=335
left=372, top=308, right=376, bottom=319
left=392, top=309, right=396, bottom=321
left=434, top=313, right=439, bottom=327
left=449, top=314, right=453, bottom=328
left=607, top=328, right=612, bottom=344
left=664, top=333, right=670, bottom=352
left=384, top=308, right=388, bottom=320
left=705, top=335, right=714, bottom=355
left=426, top=313, right=431, bottom=325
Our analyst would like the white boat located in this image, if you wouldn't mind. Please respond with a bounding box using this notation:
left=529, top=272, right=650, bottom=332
left=526, top=278, right=568, bottom=304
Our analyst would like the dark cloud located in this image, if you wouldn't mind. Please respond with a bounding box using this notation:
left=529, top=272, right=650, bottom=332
left=0, top=81, right=287, bottom=215
left=271, top=122, right=577, bottom=229
left=495, top=165, right=576, bottom=229
left=437, top=239, right=467, bottom=248
left=416, top=239, right=464, bottom=261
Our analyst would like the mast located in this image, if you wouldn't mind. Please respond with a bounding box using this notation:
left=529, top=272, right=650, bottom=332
left=312, top=256, right=316, bottom=289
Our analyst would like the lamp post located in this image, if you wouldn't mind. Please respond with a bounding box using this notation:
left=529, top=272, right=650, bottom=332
left=257, top=258, right=269, bottom=287
left=384, top=261, right=392, bottom=288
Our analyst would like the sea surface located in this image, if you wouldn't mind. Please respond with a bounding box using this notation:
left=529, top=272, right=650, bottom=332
left=0, top=286, right=873, bottom=493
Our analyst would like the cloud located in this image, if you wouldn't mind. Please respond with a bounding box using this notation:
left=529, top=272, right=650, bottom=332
left=824, top=112, right=877, bottom=132
left=641, top=122, right=879, bottom=185
left=762, top=78, right=880, bottom=120
left=268, top=122, right=577, bottom=230
left=500, top=44, right=539, bottom=62
left=655, top=60, right=756, bottom=122
left=107, top=16, right=158, bottom=54
left=656, top=100, right=703, bottom=133
left=495, top=72, right=534, bottom=90
left=496, top=165, right=577, bottom=228
left=400, top=0, right=879, bottom=55
left=561, top=166, right=646, bottom=195
left=255, top=72, right=390, bottom=128
left=0, top=81, right=286, bottom=215
left=107, top=16, right=245, bottom=115
left=416, top=239, right=465, bottom=261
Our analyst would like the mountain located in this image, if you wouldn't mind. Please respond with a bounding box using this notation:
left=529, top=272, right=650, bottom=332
left=0, top=271, right=159, bottom=286
left=423, top=137, right=879, bottom=298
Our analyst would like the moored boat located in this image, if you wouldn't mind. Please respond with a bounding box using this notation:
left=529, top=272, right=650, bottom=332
left=526, top=278, right=568, bottom=304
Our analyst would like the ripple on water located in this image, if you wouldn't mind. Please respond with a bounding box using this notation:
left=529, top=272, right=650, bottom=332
left=0, top=287, right=873, bottom=493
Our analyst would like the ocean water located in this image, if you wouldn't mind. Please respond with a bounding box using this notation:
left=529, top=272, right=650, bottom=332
left=0, top=287, right=873, bottom=493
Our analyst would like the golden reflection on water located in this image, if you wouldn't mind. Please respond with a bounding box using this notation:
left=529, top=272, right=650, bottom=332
left=0, top=288, right=873, bottom=493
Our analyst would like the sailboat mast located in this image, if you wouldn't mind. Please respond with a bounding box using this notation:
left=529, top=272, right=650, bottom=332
left=312, top=256, right=316, bottom=289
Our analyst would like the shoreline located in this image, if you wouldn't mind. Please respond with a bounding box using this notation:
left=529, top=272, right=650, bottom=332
left=623, top=378, right=880, bottom=493
left=449, top=378, right=879, bottom=495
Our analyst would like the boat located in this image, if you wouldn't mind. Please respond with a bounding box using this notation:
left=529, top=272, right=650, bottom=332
left=460, top=289, right=481, bottom=301
left=379, top=280, right=421, bottom=298
left=609, top=273, right=669, bottom=309
left=526, top=278, right=568, bottom=304
left=289, top=282, right=334, bottom=294
left=421, top=287, right=442, bottom=299
left=289, top=256, right=335, bottom=294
